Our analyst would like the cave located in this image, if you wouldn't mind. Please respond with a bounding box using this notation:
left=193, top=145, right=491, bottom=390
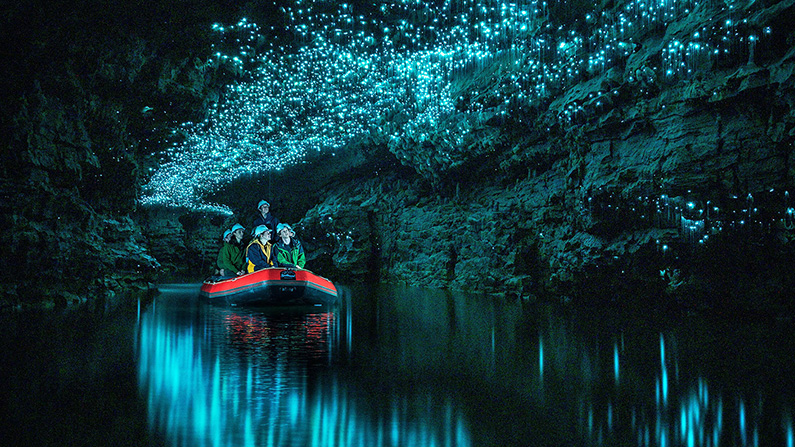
left=1, top=0, right=794, bottom=316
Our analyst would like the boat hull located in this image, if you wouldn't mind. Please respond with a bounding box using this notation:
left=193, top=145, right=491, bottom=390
left=199, top=268, right=338, bottom=306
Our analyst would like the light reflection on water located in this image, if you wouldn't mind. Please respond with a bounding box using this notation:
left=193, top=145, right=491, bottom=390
left=137, top=286, right=471, bottom=447
left=568, top=315, right=795, bottom=447
left=138, top=285, right=794, bottom=446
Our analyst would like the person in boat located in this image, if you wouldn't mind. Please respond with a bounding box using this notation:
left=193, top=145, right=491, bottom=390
left=215, top=228, right=233, bottom=276
left=246, top=225, right=276, bottom=273
left=252, top=199, right=280, bottom=243
left=273, top=223, right=306, bottom=269
left=217, top=224, right=246, bottom=277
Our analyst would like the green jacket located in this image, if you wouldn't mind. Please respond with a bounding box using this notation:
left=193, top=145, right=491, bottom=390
left=274, top=238, right=306, bottom=269
left=217, top=242, right=245, bottom=274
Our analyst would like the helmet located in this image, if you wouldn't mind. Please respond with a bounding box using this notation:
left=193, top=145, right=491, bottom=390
left=253, top=225, right=272, bottom=237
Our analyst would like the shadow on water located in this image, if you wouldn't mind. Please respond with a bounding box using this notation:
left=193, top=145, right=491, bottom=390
left=0, top=292, right=163, bottom=447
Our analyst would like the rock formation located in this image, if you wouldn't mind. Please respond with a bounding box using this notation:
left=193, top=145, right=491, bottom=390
left=2, top=0, right=794, bottom=314
left=255, top=0, right=795, bottom=313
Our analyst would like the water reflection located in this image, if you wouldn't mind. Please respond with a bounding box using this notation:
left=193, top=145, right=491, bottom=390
left=137, top=285, right=793, bottom=447
left=137, top=286, right=471, bottom=447
left=556, top=315, right=795, bottom=447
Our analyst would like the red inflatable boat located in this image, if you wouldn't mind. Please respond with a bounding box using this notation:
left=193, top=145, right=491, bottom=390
left=199, top=267, right=338, bottom=306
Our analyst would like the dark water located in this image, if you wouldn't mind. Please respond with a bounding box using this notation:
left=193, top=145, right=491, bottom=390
left=2, top=284, right=794, bottom=446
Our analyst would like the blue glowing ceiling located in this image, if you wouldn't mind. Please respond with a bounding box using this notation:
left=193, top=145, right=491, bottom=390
left=141, top=0, right=767, bottom=213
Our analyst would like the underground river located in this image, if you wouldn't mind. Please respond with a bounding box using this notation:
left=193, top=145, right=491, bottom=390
left=2, top=284, right=793, bottom=446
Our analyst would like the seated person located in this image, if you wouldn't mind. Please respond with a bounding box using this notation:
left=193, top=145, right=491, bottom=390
left=273, top=223, right=306, bottom=269
left=217, top=224, right=246, bottom=277
left=245, top=225, right=275, bottom=273
left=252, top=199, right=280, bottom=243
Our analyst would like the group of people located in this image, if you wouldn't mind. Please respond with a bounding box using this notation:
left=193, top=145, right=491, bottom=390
left=216, top=199, right=306, bottom=278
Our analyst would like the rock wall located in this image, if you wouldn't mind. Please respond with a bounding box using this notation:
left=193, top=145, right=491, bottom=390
left=0, top=0, right=245, bottom=308
left=4, top=0, right=795, bottom=315
left=283, top=1, right=795, bottom=314
left=137, top=207, right=233, bottom=281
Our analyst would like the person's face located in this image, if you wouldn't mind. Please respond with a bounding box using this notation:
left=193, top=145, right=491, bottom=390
left=224, top=234, right=232, bottom=243
left=233, top=229, right=244, bottom=240
left=259, top=230, right=272, bottom=242
left=259, top=204, right=270, bottom=214
left=279, top=227, right=291, bottom=238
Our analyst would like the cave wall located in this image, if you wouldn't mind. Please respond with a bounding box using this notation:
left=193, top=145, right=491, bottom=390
left=136, top=207, right=232, bottom=282
left=284, top=2, right=795, bottom=313
left=3, top=0, right=795, bottom=314
left=0, top=0, right=252, bottom=308
left=151, top=2, right=795, bottom=313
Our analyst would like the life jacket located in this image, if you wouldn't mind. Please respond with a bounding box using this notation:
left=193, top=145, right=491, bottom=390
left=245, top=239, right=274, bottom=273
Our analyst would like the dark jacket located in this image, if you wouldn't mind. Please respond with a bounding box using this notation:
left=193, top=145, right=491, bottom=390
left=273, top=237, right=306, bottom=269
left=245, top=239, right=274, bottom=273
left=252, top=212, right=280, bottom=243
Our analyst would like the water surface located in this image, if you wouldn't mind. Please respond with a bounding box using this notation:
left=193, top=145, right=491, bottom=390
left=139, top=284, right=795, bottom=446
left=2, top=284, right=793, bottom=446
